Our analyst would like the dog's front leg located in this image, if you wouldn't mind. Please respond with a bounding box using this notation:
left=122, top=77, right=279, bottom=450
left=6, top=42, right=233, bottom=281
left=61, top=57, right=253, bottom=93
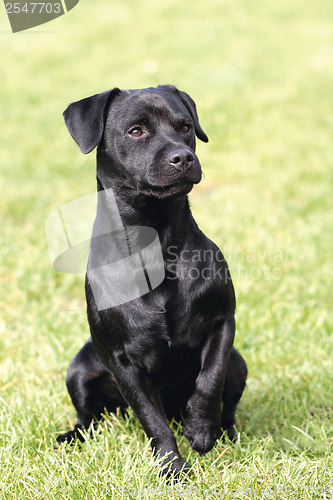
left=183, top=315, right=235, bottom=455
left=110, top=352, right=188, bottom=476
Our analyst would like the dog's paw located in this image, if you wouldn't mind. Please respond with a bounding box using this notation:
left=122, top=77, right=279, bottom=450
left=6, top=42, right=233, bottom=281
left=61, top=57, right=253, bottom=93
left=183, top=418, right=221, bottom=455
left=153, top=443, right=189, bottom=480
left=56, top=426, right=86, bottom=445
left=221, top=423, right=237, bottom=442
left=162, top=454, right=189, bottom=479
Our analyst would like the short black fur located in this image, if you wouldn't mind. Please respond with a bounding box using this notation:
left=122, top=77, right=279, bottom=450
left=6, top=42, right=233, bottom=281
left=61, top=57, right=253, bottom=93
left=57, top=85, right=247, bottom=477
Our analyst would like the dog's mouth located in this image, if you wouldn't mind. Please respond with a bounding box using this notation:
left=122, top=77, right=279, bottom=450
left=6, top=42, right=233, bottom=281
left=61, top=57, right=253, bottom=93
left=115, top=166, right=202, bottom=199
left=117, top=178, right=195, bottom=199
left=138, top=179, right=195, bottom=199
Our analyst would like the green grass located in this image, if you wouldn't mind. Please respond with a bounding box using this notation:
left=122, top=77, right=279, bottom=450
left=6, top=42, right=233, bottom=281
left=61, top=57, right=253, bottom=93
left=0, top=0, right=332, bottom=498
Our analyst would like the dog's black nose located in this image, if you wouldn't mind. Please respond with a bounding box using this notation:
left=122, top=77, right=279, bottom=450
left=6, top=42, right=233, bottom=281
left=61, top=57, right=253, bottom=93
left=169, top=149, right=194, bottom=171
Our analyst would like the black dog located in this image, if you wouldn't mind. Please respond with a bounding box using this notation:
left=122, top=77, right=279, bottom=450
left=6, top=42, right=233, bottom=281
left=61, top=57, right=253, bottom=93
left=57, top=85, right=247, bottom=476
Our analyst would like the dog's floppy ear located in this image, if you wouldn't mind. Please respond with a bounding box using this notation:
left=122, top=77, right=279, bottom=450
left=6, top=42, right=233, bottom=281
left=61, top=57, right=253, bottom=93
left=63, top=88, right=121, bottom=154
left=158, top=85, right=209, bottom=143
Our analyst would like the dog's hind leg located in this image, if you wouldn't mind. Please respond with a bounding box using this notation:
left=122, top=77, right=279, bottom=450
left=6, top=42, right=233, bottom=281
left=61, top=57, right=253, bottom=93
left=57, top=339, right=127, bottom=443
left=221, top=347, right=247, bottom=441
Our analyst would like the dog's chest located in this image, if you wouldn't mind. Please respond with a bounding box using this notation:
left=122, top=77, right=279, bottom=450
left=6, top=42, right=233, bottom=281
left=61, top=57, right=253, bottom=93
left=121, top=290, right=204, bottom=382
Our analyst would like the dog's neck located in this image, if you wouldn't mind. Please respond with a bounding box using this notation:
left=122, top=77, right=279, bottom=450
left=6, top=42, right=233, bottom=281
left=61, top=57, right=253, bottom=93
left=95, top=177, right=196, bottom=251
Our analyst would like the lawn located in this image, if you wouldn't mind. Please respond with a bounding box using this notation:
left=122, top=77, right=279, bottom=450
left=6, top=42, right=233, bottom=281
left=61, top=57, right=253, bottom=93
left=0, top=0, right=332, bottom=498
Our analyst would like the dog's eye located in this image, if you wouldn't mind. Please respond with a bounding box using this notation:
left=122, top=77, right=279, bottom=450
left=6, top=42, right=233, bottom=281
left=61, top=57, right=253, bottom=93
left=128, top=127, right=143, bottom=137
left=181, top=125, right=191, bottom=134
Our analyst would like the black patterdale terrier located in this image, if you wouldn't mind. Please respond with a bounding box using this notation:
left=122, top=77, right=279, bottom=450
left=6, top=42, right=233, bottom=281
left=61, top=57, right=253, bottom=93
left=57, top=85, right=247, bottom=477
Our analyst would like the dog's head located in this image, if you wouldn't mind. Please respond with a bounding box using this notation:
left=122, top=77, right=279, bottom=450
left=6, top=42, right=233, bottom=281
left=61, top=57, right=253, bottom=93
left=63, top=85, right=208, bottom=199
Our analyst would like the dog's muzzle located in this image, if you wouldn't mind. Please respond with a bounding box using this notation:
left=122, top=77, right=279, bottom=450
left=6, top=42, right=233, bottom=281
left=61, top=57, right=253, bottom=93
left=168, top=149, right=195, bottom=172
